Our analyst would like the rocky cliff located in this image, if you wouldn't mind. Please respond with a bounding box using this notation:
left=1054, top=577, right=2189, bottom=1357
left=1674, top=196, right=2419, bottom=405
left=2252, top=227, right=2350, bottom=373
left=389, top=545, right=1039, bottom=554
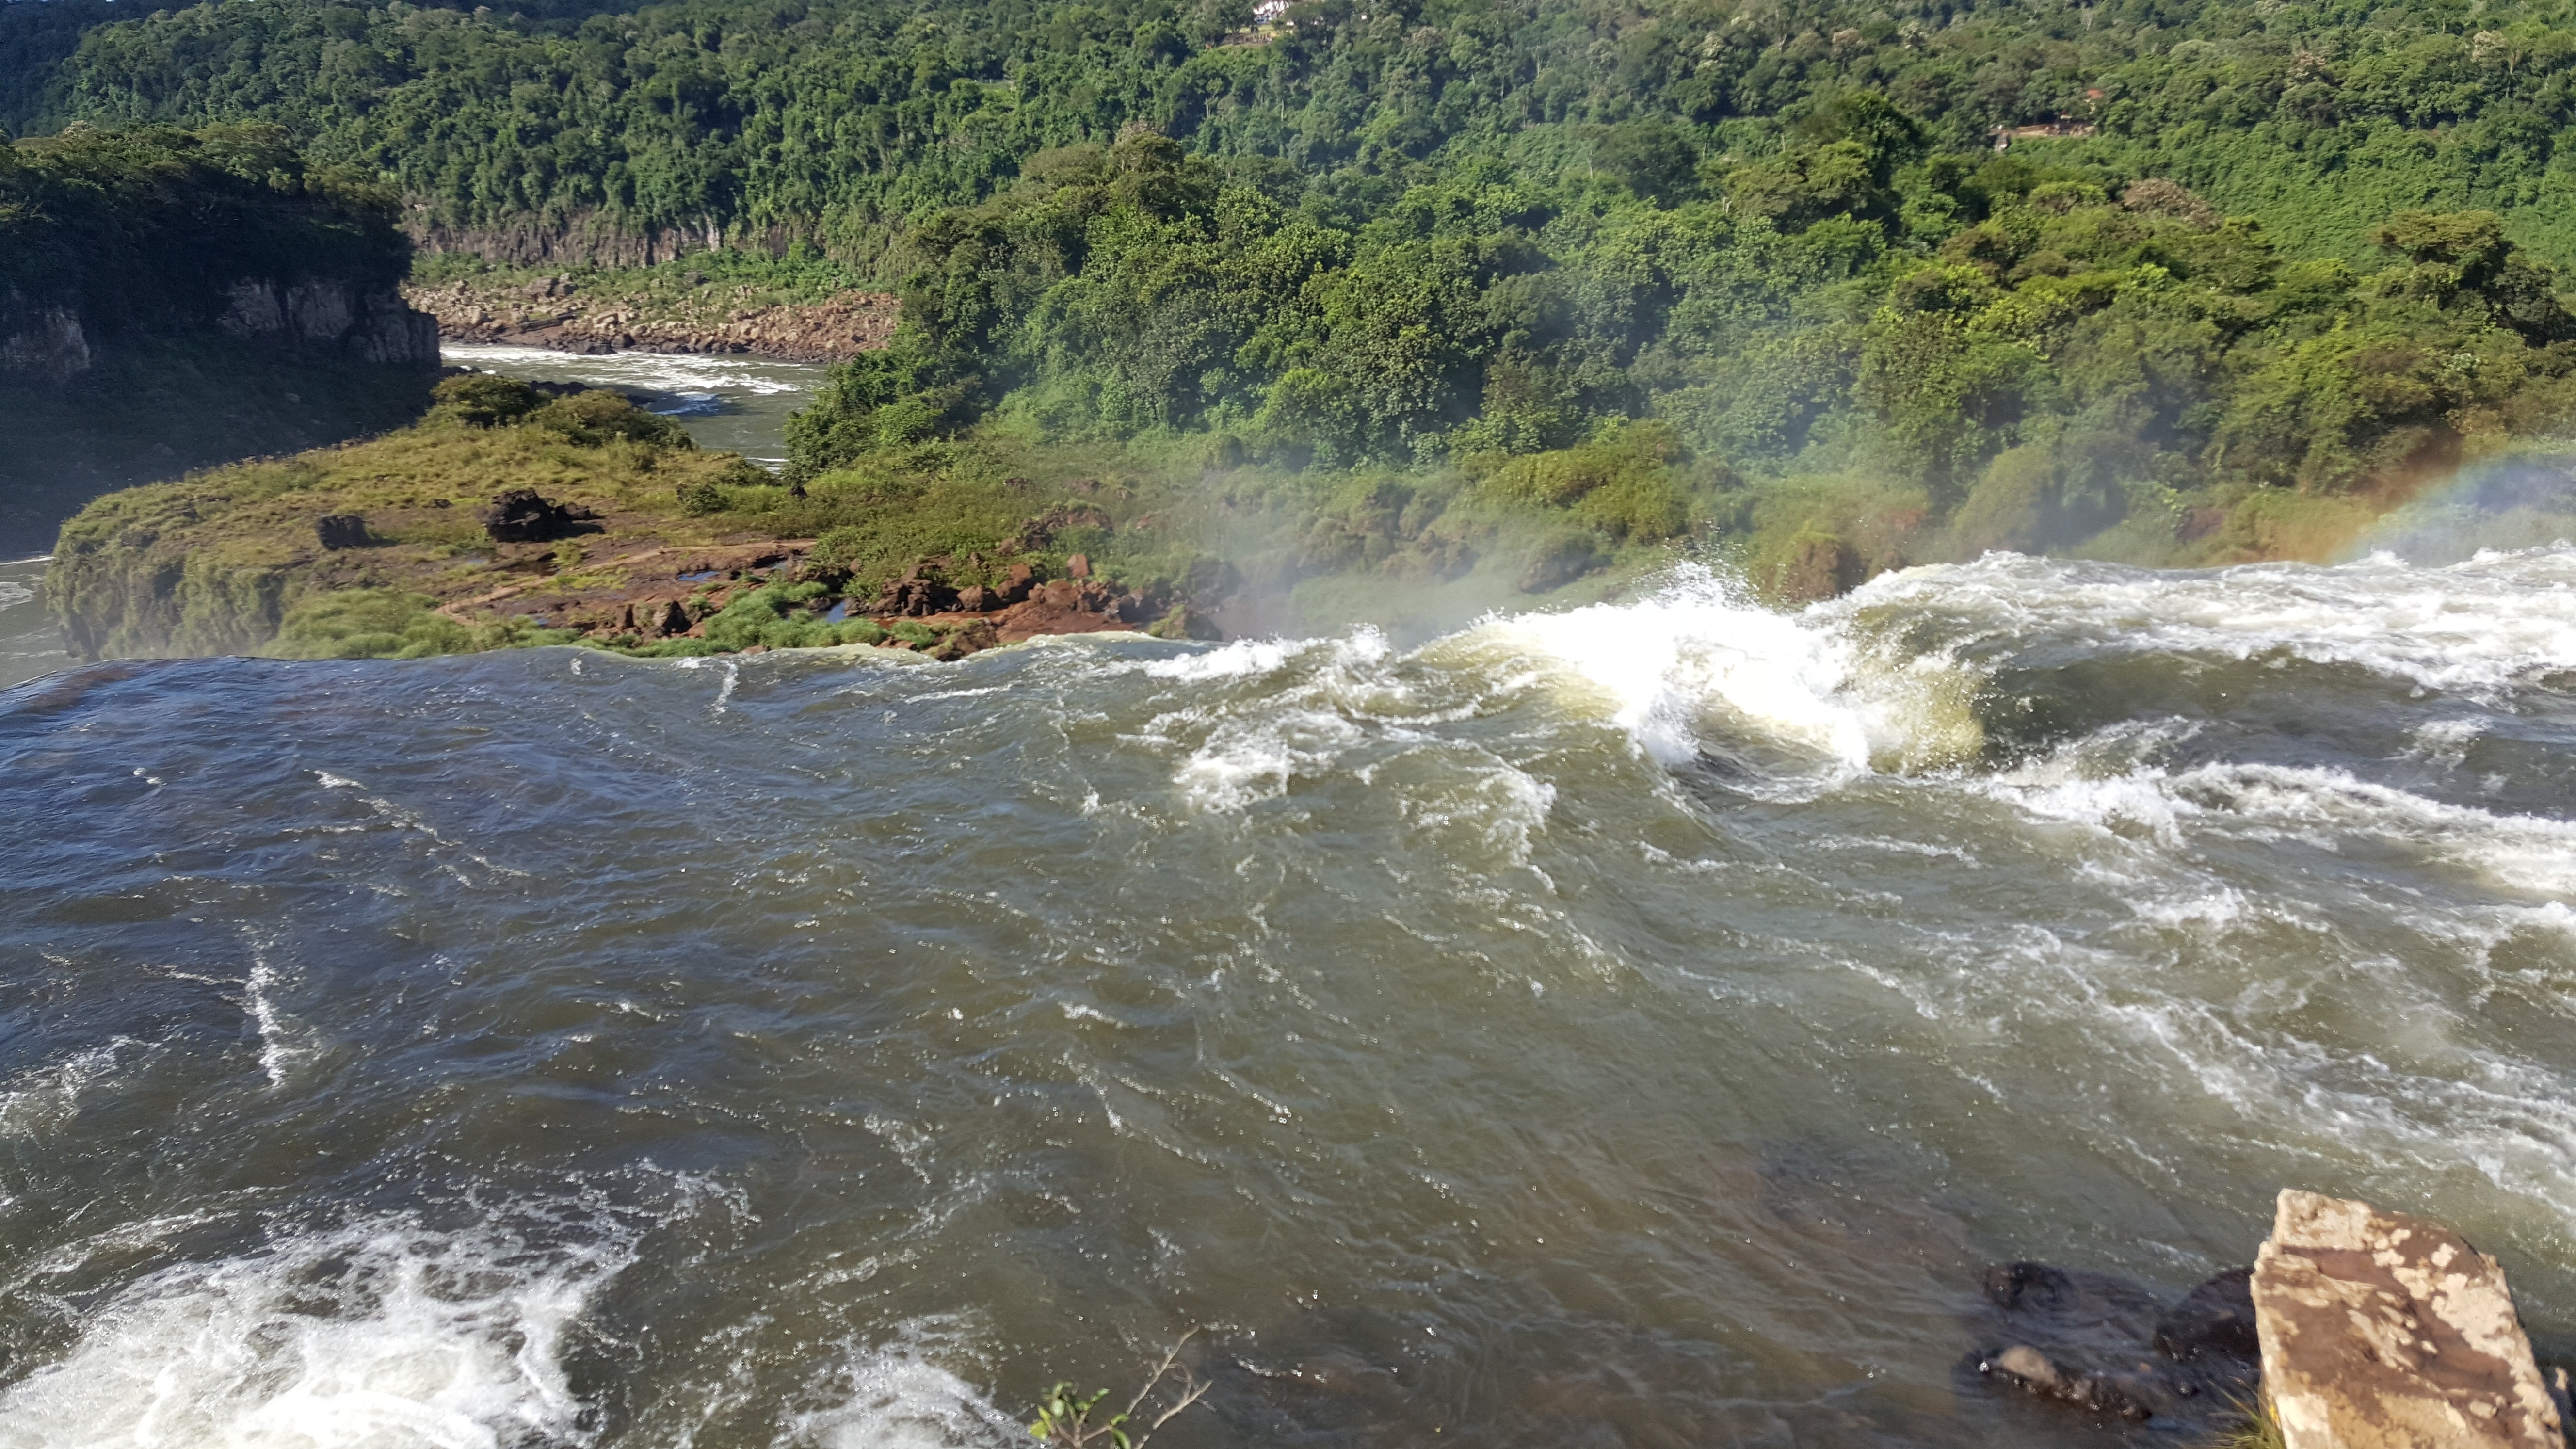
left=2, top=124, right=440, bottom=555
left=1, top=276, right=436, bottom=386
left=0, top=124, right=438, bottom=385
left=405, top=272, right=893, bottom=361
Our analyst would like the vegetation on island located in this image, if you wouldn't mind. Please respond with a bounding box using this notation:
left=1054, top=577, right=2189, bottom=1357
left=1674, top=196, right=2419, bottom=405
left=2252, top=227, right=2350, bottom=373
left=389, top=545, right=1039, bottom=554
left=46, top=375, right=1241, bottom=661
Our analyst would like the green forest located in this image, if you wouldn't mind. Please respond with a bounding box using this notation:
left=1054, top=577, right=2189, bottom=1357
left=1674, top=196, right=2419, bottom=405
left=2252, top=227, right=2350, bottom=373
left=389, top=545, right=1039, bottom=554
left=10, top=0, right=2576, bottom=595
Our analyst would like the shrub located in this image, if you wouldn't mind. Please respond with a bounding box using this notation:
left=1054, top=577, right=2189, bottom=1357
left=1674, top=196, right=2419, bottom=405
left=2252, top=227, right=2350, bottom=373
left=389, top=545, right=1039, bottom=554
left=432, top=374, right=546, bottom=428
left=530, top=390, right=694, bottom=448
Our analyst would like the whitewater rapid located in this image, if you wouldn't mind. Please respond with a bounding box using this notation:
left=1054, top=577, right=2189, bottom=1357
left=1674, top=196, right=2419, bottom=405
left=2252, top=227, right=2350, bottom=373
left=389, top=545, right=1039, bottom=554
left=2, top=547, right=2572, bottom=1448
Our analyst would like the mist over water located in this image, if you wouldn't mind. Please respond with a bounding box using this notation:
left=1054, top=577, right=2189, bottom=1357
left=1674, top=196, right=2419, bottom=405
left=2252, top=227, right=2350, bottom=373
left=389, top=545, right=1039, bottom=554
left=4, top=549, right=2576, bottom=1448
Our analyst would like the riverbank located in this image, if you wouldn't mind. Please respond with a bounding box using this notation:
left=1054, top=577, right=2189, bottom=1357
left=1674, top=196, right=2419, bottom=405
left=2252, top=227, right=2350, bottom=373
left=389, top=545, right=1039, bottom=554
left=404, top=253, right=897, bottom=362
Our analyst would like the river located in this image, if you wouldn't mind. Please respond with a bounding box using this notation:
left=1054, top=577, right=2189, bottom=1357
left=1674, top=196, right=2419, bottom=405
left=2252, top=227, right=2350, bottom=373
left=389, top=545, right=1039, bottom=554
left=443, top=342, right=829, bottom=469
left=3, top=545, right=2573, bottom=1447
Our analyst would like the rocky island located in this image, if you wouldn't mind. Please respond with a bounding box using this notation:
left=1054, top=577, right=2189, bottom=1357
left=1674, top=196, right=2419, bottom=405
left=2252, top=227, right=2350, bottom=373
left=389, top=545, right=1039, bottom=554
left=46, top=375, right=1224, bottom=664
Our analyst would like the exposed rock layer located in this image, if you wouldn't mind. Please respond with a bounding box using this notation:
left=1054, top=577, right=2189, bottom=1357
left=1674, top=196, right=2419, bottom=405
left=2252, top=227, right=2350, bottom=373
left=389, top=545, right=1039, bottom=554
left=406, top=274, right=896, bottom=361
left=2, top=277, right=437, bottom=385
left=2254, top=1190, right=2563, bottom=1449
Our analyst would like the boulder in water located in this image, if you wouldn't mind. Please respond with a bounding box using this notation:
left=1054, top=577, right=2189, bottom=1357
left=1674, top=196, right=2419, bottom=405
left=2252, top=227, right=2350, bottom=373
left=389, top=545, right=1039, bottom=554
left=2155, top=1265, right=2258, bottom=1365
left=2253, top=1190, right=2563, bottom=1449
left=1979, top=1343, right=2154, bottom=1421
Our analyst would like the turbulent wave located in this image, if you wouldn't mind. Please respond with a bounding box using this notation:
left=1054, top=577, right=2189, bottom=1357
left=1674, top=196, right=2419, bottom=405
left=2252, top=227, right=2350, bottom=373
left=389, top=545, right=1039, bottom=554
left=1471, top=566, right=1985, bottom=777
left=1852, top=545, right=2576, bottom=695
left=0, top=1213, right=630, bottom=1449
left=441, top=344, right=813, bottom=399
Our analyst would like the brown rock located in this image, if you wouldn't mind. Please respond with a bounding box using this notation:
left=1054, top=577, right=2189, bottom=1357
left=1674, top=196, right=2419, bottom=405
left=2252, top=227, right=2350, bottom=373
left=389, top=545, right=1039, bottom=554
left=1066, top=552, right=1092, bottom=579
left=1039, top=579, right=1080, bottom=609
left=1000, top=563, right=1036, bottom=603
left=1774, top=533, right=1864, bottom=603
left=2253, top=1190, right=2563, bottom=1449
left=1980, top=1343, right=2155, bottom=1422
left=956, top=585, right=993, bottom=612
left=926, top=619, right=1001, bottom=660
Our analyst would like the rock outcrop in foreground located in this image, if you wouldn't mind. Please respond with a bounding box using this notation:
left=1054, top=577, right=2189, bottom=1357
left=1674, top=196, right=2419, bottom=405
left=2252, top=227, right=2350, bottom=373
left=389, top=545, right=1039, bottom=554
left=2254, top=1190, right=2564, bottom=1449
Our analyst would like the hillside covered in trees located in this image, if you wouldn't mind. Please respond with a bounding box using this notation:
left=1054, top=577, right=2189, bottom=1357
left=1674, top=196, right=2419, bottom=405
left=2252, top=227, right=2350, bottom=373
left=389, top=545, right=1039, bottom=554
left=10, top=0, right=2576, bottom=600
left=14, top=0, right=2576, bottom=268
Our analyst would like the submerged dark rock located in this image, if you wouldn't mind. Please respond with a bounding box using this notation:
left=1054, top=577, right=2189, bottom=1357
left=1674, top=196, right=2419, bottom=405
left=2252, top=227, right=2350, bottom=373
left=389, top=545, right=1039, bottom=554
left=1980, top=1343, right=2155, bottom=1420
left=1963, top=1260, right=2260, bottom=1432
left=2154, top=1265, right=2258, bottom=1365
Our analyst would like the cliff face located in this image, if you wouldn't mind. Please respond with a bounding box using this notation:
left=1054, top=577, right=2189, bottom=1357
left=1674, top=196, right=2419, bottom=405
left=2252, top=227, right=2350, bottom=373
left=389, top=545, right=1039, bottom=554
left=0, top=277, right=436, bottom=386
left=408, top=214, right=825, bottom=270
left=2, top=126, right=441, bottom=556
left=404, top=272, right=894, bottom=361
left=1, top=124, right=439, bottom=386
left=215, top=278, right=440, bottom=367
left=0, top=303, right=87, bottom=383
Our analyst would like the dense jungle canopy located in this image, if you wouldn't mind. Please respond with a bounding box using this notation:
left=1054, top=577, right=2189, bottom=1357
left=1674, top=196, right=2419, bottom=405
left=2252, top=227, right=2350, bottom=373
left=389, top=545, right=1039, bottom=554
left=9, top=0, right=2576, bottom=564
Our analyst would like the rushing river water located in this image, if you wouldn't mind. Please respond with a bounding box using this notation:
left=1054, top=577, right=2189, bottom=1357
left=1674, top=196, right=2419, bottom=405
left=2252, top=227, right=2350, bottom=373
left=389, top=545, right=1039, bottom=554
left=442, top=342, right=829, bottom=467
left=0, top=557, right=66, bottom=692
left=4, top=548, right=2575, bottom=1448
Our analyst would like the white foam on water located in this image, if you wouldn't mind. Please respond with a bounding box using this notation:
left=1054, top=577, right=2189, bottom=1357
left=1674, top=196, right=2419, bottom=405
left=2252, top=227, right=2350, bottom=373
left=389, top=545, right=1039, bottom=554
left=0, top=581, right=32, bottom=611
left=2405, top=717, right=2488, bottom=768
left=0, top=1038, right=143, bottom=1142
left=1143, top=636, right=1306, bottom=682
left=789, top=1322, right=1021, bottom=1449
left=1147, top=632, right=1410, bottom=812
left=1979, top=754, right=2576, bottom=898
left=442, top=342, right=812, bottom=398
left=243, top=945, right=306, bottom=1089
left=1863, top=545, right=2576, bottom=695
left=1169, top=707, right=1364, bottom=812
left=1467, top=566, right=1982, bottom=775
left=0, top=1216, right=630, bottom=1449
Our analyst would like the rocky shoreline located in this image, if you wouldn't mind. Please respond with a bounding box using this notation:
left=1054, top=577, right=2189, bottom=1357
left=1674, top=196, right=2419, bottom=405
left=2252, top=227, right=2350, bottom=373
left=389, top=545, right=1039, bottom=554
left=404, top=274, right=897, bottom=361
left=1970, top=1192, right=2570, bottom=1447
left=459, top=521, right=1219, bottom=662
